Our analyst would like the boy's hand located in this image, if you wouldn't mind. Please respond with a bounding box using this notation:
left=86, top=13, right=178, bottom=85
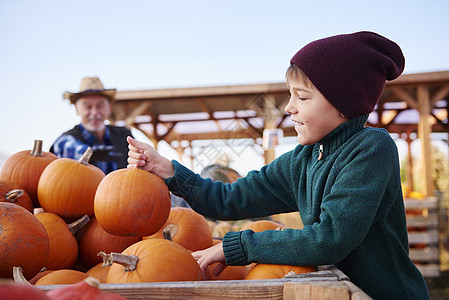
left=191, top=242, right=227, bottom=280
left=127, top=136, right=175, bottom=179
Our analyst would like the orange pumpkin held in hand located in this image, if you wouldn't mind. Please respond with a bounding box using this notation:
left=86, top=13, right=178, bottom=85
left=94, top=168, right=171, bottom=236
left=0, top=140, right=57, bottom=207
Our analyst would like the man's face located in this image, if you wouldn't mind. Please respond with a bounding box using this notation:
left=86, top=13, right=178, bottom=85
left=75, top=95, right=111, bottom=133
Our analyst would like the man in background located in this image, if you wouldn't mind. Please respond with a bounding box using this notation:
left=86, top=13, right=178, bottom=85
left=50, top=77, right=132, bottom=174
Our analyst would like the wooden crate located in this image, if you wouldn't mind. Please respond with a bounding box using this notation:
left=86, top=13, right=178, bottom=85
left=38, top=265, right=372, bottom=300
left=405, top=196, right=441, bottom=277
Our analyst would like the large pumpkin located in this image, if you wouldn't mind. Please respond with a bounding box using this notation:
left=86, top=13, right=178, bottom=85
left=35, top=213, right=89, bottom=270
left=0, top=180, right=33, bottom=213
left=94, top=167, right=171, bottom=236
left=105, top=239, right=201, bottom=283
left=144, top=207, right=213, bottom=251
left=76, top=217, right=141, bottom=268
left=245, top=263, right=316, bottom=280
left=37, top=148, right=104, bottom=219
left=0, top=140, right=57, bottom=207
left=0, top=203, right=49, bottom=279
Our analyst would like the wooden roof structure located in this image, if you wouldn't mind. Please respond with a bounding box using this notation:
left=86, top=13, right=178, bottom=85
left=110, top=71, right=449, bottom=196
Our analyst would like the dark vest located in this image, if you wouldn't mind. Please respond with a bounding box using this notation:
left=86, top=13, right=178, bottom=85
left=50, top=125, right=132, bottom=169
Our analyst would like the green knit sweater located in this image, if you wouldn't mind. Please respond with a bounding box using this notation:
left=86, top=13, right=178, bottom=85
left=164, top=115, right=430, bottom=299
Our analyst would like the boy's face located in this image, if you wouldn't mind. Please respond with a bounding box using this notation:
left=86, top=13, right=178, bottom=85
left=285, top=79, right=347, bottom=145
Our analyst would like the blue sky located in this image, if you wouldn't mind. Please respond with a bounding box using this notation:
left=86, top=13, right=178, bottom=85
left=1, top=0, right=448, bottom=174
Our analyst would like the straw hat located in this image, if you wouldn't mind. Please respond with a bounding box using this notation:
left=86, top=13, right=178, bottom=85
left=63, top=77, right=116, bottom=104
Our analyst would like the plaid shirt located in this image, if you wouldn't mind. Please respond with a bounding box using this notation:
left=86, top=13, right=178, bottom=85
left=51, top=124, right=117, bottom=174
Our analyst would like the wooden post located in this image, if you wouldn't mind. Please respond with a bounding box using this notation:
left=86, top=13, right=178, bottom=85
left=405, top=130, right=414, bottom=191
left=263, top=119, right=276, bottom=165
left=417, top=85, right=434, bottom=196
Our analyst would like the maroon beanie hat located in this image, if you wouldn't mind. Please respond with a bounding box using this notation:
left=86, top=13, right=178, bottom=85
left=290, top=31, right=405, bottom=119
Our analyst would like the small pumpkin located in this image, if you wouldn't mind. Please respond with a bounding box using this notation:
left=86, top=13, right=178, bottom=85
left=144, top=207, right=213, bottom=251
left=104, top=239, right=201, bottom=283
left=34, top=269, right=89, bottom=285
left=35, top=213, right=89, bottom=270
left=241, top=220, right=287, bottom=232
left=0, top=181, right=33, bottom=213
left=244, top=263, right=316, bottom=280
left=0, top=140, right=57, bottom=207
left=46, top=276, right=127, bottom=300
left=94, top=167, right=171, bottom=236
left=0, top=203, right=49, bottom=279
left=37, top=147, right=105, bottom=219
left=76, top=217, right=141, bottom=269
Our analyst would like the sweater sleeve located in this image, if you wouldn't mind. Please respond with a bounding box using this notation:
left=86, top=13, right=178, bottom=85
left=164, top=152, right=298, bottom=221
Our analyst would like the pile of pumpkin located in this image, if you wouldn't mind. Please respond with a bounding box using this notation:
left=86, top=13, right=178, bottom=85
left=0, top=140, right=316, bottom=295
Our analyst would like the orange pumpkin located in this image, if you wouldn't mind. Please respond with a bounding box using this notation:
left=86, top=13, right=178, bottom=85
left=86, top=262, right=111, bottom=283
left=241, top=220, right=287, bottom=232
left=0, top=180, right=33, bottom=212
left=0, top=203, right=49, bottom=279
left=105, top=239, right=201, bottom=283
left=76, top=217, right=141, bottom=268
left=144, top=207, right=213, bottom=251
left=34, top=269, right=88, bottom=285
left=0, top=140, right=57, bottom=207
left=29, top=269, right=54, bottom=285
left=37, top=148, right=105, bottom=219
left=94, top=167, right=171, bottom=236
left=46, top=276, right=127, bottom=300
left=35, top=213, right=89, bottom=270
left=245, top=263, right=316, bottom=280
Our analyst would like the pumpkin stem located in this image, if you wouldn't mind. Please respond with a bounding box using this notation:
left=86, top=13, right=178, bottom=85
left=5, top=189, right=24, bottom=203
left=83, top=276, right=101, bottom=288
left=98, top=252, right=139, bottom=272
left=12, top=266, right=31, bottom=285
left=78, top=147, right=93, bottom=165
left=68, top=215, right=90, bottom=235
left=30, top=140, right=44, bottom=157
left=162, top=224, right=177, bottom=241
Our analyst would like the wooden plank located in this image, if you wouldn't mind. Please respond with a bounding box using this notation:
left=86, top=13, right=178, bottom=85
left=408, top=230, right=439, bottom=244
left=283, top=281, right=350, bottom=300
left=404, top=197, right=438, bottom=210
left=406, top=213, right=439, bottom=227
left=415, top=264, right=440, bottom=278
left=409, top=248, right=440, bottom=262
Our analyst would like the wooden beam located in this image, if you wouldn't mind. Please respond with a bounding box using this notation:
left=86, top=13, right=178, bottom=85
left=417, top=85, right=434, bottom=196
left=390, top=86, right=418, bottom=110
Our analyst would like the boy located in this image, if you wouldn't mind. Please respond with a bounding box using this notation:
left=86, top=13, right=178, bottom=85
left=127, top=31, right=430, bottom=299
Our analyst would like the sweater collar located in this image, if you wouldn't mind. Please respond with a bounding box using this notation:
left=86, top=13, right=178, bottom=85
left=318, top=114, right=369, bottom=156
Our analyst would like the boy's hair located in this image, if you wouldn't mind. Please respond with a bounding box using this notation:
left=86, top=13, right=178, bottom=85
left=285, top=63, right=313, bottom=88
left=289, top=31, right=405, bottom=119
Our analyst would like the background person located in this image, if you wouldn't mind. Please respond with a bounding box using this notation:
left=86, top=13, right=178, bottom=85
left=50, top=77, right=133, bottom=174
